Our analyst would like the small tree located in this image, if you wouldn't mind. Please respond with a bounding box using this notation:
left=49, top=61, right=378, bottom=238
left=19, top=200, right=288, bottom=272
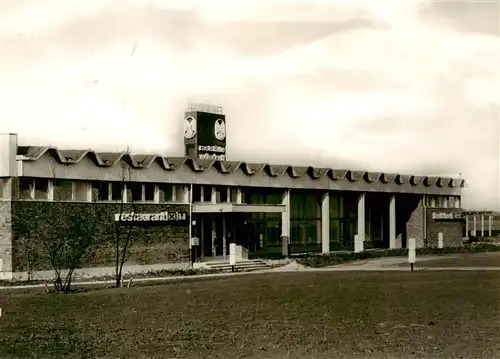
left=42, top=204, right=101, bottom=293
left=113, top=160, right=138, bottom=288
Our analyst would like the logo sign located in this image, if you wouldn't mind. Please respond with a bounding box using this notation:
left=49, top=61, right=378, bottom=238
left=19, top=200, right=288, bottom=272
left=214, top=118, right=226, bottom=141
left=184, top=116, right=196, bottom=139
left=432, top=212, right=462, bottom=220
left=115, top=211, right=187, bottom=222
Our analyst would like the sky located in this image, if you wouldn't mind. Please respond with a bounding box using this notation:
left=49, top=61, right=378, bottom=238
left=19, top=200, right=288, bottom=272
left=0, top=0, right=499, bottom=210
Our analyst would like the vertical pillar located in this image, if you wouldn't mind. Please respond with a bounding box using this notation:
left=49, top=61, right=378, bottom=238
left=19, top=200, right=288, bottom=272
left=122, top=183, right=127, bottom=203
left=222, top=215, right=227, bottom=260
left=171, top=185, right=177, bottom=202
left=357, top=193, right=366, bottom=243
left=236, top=188, right=242, bottom=204
left=211, top=217, right=216, bottom=258
left=389, top=194, right=396, bottom=249
left=200, top=217, right=205, bottom=262
left=281, top=189, right=290, bottom=256
left=465, top=215, right=469, bottom=236
left=153, top=184, right=160, bottom=203
left=321, top=192, right=330, bottom=254
left=211, top=187, right=217, bottom=204
left=481, top=214, right=484, bottom=237
left=226, top=188, right=231, bottom=203
left=473, top=215, right=477, bottom=235
left=488, top=215, right=492, bottom=236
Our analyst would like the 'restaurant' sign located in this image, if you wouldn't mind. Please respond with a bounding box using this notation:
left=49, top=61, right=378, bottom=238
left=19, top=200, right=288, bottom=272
left=432, top=212, right=462, bottom=220
left=115, top=211, right=187, bottom=222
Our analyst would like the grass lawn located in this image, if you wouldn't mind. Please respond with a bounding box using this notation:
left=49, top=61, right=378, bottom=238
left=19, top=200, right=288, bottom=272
left=1, top=271, right=499, bottom=359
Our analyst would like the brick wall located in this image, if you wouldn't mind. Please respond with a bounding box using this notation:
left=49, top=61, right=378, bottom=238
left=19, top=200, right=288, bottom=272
left=426, top=208, right=463, bottom=247
left=0, top=200, right=12, bottom=279
left=396, top=194, right=424, bottom=248
left=10, top=201, right=190, bottom=272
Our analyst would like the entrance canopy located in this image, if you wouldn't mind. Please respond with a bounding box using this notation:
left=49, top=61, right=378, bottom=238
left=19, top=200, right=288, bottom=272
left=192, top=203, right=285, bottom=213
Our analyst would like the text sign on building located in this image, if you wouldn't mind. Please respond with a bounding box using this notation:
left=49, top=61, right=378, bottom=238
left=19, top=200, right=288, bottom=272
left=197, top=145, right=226, bottom=161
left=114, top=211, right=187, bottom=223
left=432, top=212, right=462, bottom=220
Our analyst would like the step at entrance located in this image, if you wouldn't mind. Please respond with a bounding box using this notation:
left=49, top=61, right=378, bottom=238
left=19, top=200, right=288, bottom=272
left=204, top=259, right=270, bottom=272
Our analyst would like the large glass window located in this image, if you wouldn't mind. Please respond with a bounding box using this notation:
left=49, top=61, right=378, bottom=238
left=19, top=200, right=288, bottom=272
left=290, top=192, right=321, bottom=252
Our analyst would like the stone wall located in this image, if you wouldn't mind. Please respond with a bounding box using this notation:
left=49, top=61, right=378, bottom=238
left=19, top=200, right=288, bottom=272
left=0, top=200, right=12, bottom=279
left=396, top=194, right=424, bottom=248
left=10, top=201, right=190, bottom=272
left=426, top=208, right=463, bottom=247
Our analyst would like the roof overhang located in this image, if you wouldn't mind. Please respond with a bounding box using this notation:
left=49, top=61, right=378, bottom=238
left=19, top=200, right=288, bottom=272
left=192, top=203, right=286, bottom=213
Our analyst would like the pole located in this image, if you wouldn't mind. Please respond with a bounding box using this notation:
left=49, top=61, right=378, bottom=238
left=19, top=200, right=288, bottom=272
left=189, top=183, right=193, bottom=268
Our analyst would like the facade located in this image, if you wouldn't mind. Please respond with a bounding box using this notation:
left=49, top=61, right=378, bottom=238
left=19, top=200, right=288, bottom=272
left=0, top=107, right=465, bottom=280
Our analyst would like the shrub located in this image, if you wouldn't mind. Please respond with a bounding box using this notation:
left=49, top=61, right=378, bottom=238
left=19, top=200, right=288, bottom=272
left=294, top=243, right=500, bottom=268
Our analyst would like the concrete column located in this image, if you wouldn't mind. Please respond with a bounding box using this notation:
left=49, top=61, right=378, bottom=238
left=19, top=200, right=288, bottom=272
left=171, top=185, right=177, bottom=202
left=488, top=215, right=492, bottom=236
left=281, top=189, right=290, bottom=256
left=321, top=192, right=330, bottom=254
left=153, top=185, right=160, bottom=203
left=211, top=218, right=216, bottom=258
left=481, top=215, right=484, bottom=237
left=389, top=194, right=396, bottom=249
left=47, top=179, right=54, bottom=201
left=236, top=188, right=242, bottom=204
left=357, top=193, right=366, bottom=243
left=222, top=215, right=227, bottom=260
left=211, top=187, right=217, bottom=204
left=122, top=183, right=127, bottom=203
left=200, top=217, right=205, bottom=262
left=465, top=215, right=469, bottom=236
left=473, top=215, right=477, bottom=235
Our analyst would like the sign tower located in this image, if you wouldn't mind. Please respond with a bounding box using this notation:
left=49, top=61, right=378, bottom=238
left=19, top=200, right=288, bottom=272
left=183, top=103, right=227, bottom=161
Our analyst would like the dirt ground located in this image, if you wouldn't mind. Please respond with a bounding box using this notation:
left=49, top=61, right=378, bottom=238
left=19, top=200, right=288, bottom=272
left=0, top=271, right=499, bottom=359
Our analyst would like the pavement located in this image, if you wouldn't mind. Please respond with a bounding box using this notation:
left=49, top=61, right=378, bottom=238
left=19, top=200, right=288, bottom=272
left=2, top=252, right=499, bottom=290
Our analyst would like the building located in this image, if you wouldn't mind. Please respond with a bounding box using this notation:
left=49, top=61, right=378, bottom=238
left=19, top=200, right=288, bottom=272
left=0, top=104, right=465, bottom=279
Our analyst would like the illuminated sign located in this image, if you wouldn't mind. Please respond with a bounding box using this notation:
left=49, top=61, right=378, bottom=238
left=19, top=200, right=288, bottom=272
left=198, top=153, right=226, bottom=161
left=114, top=211, right=187, bottom=222
left=432, top=212, right=462, bottom=220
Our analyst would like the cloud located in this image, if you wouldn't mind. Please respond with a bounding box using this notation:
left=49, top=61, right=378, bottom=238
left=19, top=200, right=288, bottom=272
left=0, top=0, right=499, bottom=210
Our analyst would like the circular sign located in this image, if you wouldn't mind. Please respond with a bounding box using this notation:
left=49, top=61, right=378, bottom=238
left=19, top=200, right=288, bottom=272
left=184, top=116, right=196, bottom=139
left=214, top=118, right=226, bottom=141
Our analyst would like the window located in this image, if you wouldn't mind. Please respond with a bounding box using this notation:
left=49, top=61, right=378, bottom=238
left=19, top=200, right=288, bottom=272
left=54, top=180, right=73, bottom=201
left=192, top=185, right=202, bottom=202
left=329, top=193, right=343, bottom=218
left=159, top=184, right=173, bottom=202
left=19, top=178, right=33, bottom=199
left=230, top=187, right=238, bottom=203
left=175, top=185, right=185, bottom=203
left=34, top=179, right=49, bottom=200
left=74, top=181, right=88, bottom=201
left=144, top=183, right=155, bottom=202
left=91, top=182, right=109, bottom=201
left=128, top=183, right=142, bottom=202
left=216, top=186, right=228, bottom=203
left=111, top=182, right=124, bottom=201
left=202, top=186, right=212, bottom=202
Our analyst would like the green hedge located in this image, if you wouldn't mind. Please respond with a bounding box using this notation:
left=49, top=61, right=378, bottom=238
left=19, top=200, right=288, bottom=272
left=294, top=243, right=500, bottom=268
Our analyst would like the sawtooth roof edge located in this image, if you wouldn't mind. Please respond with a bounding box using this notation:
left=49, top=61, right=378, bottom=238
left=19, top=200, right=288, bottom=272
left=17, top=146, right=465, bottom=188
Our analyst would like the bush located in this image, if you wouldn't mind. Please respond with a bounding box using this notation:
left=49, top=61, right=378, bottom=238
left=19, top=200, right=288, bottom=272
left=295, top=243, right=500, bottom=268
